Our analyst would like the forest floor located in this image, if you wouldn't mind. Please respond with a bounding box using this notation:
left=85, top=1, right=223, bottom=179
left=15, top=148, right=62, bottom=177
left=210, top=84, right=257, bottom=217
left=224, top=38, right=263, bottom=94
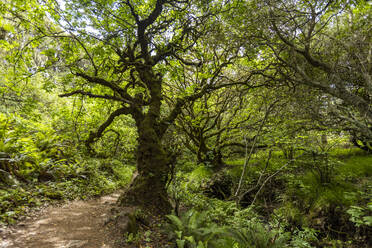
left=0, top=191, right=125, bottom=248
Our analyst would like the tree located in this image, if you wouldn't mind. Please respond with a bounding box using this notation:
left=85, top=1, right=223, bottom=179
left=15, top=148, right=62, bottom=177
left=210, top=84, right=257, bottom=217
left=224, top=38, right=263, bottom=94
left=257, top=0, right=372, bottom=147
left=176, top=88, right=247, bottom=170
left=175, top=85, right=275, bottom=170
left=3, top=0, right=245, bottom=213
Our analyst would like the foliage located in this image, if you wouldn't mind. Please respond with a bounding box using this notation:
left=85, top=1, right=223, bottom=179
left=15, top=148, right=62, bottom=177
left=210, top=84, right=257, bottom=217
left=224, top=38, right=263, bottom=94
left=347, top=205, right=372, bottom=228
left=0, top=112, right=134, bottom=224
left=0, top=1, right=371, bottom=247
left=0, top=112, right=66, bottom=181
left=0, top=158, right=134, bottom=224
left=289, top=228, right=318, bottom=248
left=228, top=223, right=290, bottom=248
left=165, top=210, right=234, bottom=248
left=165, top=205, right=320, bottom=248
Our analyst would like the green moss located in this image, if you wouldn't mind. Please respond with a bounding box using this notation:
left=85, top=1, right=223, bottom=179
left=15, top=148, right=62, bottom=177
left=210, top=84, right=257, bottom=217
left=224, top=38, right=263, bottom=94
left=189, top=165, right=213, bottom=183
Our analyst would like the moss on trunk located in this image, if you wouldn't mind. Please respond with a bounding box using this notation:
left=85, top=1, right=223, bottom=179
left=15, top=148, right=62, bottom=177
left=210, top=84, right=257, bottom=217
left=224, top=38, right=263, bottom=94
left=119, top=117, right=172, bottom=214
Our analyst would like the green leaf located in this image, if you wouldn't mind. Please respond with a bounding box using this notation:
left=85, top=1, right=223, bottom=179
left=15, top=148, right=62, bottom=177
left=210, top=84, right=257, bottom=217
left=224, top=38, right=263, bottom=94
left=362, top=216, right=372, bottom=226
left=176, top=239, right=185, bottom=248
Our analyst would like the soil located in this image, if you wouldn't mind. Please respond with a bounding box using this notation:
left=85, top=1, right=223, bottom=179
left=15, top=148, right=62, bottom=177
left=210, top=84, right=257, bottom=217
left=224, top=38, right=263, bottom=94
left=0, top=192, right=124, bottom=248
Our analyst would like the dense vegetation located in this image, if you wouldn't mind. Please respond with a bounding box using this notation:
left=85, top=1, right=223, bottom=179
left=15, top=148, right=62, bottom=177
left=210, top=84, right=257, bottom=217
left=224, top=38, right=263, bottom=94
left=0, top=0, right=371, bottom=247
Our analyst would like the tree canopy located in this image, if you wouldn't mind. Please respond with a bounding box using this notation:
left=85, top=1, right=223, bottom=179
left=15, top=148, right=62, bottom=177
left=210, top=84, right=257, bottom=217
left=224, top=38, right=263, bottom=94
left=1, top=1, right=371, bottom=242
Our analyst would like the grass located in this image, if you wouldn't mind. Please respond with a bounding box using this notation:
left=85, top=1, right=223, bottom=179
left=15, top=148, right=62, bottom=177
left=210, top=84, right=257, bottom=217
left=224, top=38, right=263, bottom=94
left=337, top=154, right=372, bottom=178
left=329, top=147, right=370, bottom=158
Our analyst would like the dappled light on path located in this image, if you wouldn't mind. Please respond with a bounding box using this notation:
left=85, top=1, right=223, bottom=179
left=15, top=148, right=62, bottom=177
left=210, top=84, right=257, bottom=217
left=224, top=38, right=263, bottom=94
left=1, top=192, right=121, bottom=248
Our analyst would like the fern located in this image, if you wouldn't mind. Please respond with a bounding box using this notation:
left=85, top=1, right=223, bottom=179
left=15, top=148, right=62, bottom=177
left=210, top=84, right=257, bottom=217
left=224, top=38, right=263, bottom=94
left=166, top=210, right=235, bottom=248
left=228, top=222, right=290, bottom=248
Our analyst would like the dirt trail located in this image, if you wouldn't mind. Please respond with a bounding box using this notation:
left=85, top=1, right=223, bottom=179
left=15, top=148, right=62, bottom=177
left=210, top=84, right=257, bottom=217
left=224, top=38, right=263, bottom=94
left=0, top=192, right=122, bottom=248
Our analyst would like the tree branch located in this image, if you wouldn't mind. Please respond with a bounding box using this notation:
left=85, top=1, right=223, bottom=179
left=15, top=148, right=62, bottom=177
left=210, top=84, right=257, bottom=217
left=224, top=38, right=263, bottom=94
left=59, top=90, right=125, bottom=102
left=269, top=11, right=332, bottom=73
left=85, top=107, right=131, bottom=151
left=74, top=72, right=133, bottom=102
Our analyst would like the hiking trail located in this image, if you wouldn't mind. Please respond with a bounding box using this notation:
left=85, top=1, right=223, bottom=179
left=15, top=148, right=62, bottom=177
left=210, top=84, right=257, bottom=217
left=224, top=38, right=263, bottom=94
left=0, top=192, right=123, bottom=248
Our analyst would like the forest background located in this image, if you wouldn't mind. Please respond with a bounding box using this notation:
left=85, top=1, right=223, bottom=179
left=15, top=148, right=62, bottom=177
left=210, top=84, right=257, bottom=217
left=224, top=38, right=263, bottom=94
left=0, top=0, right=371, bottom=247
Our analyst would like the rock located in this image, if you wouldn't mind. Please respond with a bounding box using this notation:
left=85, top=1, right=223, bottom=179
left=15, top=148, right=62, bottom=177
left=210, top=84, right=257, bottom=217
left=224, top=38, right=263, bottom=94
left=0, top=239, right=13, bottom=248
left=66, top=240, right=89, bottom=248
left=115, top=213, right=131, bottom=233
left=111, top=207, right=139, bottom=235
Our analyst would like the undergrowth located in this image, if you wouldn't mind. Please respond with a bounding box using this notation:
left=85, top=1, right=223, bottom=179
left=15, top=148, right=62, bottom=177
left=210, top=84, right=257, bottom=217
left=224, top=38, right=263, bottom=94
left=0, top=113, right=134, bottom=224
left=166, top=147, right=372, bottom=247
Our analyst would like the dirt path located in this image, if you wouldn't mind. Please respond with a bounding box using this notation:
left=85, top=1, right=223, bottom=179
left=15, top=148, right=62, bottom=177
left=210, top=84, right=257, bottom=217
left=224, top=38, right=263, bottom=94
left=0, top=192, right=122, bottom=248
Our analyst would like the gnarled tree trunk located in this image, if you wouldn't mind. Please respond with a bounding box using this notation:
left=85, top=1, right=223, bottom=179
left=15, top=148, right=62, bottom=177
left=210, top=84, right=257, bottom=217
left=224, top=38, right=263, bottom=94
left=118, top=73, right=172, bottom=213
left=119, top=120, right=172, bottom=213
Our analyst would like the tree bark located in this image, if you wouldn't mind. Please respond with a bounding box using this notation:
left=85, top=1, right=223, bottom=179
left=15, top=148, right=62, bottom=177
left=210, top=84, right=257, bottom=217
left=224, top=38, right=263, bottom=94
left=118, top=73, right=172, bottom=214
left=118, top=117, right=172, bottom=213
